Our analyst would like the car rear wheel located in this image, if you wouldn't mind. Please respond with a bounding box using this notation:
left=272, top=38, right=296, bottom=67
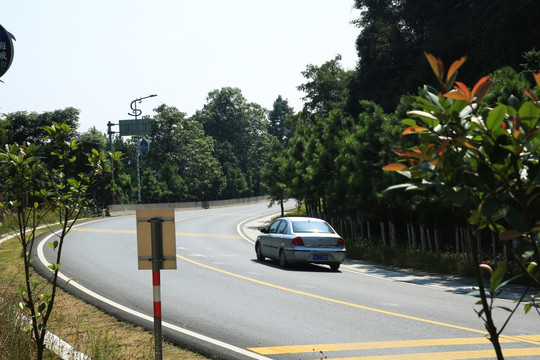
left=279, top=250, right=288, bottom=268
left=330, top=263, right=340, bottom=271
left=255, top=243, right=265, bottom=261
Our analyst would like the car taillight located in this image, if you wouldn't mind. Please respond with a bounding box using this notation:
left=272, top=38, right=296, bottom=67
left=337, top=237, right=345, bottom=247
left=292, top=236, right=305, bottom=246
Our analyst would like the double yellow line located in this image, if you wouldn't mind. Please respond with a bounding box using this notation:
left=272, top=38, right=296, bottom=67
left=177, top=254, right=540, bottom=359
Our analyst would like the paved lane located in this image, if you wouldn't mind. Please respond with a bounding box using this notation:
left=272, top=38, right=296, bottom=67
left=34, top=202, right=540, bottom=359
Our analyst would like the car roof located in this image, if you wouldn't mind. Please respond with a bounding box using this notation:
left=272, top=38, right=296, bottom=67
left=280, top=217, right=326, bottom=222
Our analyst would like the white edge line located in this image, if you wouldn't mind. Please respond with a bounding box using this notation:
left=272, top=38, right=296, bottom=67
left=37, top=232, right=272, bottom=360
left=237, top=216, right=258, bottom=245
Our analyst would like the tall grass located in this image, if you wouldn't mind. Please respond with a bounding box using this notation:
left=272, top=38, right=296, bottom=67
left=0, top=289, right=61, bottom=360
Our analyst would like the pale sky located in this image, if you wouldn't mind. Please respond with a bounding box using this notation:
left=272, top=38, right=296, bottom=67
left=1, top=1, right=360, bottom=133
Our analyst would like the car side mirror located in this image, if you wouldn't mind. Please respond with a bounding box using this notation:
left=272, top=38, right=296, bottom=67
left=259, top=226, right=268, bottom=233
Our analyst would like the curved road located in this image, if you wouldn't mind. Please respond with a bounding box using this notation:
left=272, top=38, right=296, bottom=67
left=34, top=202, right=540, bottom=359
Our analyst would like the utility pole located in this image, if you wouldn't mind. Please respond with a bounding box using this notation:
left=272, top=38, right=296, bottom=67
left=107, top=121, right=117, bottom=204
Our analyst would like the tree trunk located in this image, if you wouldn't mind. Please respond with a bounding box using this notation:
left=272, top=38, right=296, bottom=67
left=390, top=222, right=396, bottom=247
left=461, top=226, right=467, bottom=256
left=434, top=228, right=440, bottom=256
left=427, top=227, right=433, bottom=253
left=411, top=223, right=417, bottom=250
left=380, top=222, right=387, bottom=246
left=455, top=226, right=460, bottom=255
left=491, top=232, right=497, bottom=266
left=420, top=225, right=426, bottom=252
left=468, top=227, right=505, bottom=359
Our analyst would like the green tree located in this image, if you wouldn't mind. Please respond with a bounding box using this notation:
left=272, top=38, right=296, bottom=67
left=261, top=139, right=291, bottom=216
left=145, top=104, right=223, bottom=201
left=385, top=54, right=540, bottom=359
left=76, top=127, right=111, bottom=209
left=350, top=0, right=540, bottom=114
left=297, top=55, right=352, bottom=119
left=0, top=117, right=8, bottom=146
left=110, top=135, right=136, bottom=204
left=141, top=167, right=171, bottom=202
left=268, top=95, right=294, bottom=145
left=3, top=107, right=80, bottom=145
left=349, top=0, right=415, bottom=113
left=193, top=87, right=271, bottom=199
left=483, top=67, right=532, bottom=107
left=0, top=122, right=117, bottom=360
left=520, top=48, right=540, bottom=84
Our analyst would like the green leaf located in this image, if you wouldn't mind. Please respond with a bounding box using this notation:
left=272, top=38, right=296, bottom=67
left=447, top=187, right=468, bottom=206
left=480, top=198, right=500, bottom=218
left=508, top=95, right=521, bottom=110
left=490, top=261, right=506, bottom=292
left=384, top=183, right=415, bottom=192
left=65, top=277, right=79, bottom=285
left=503, top=206, right=525, bottom=233
left=38, top=302, right=46, bottom=314
left=47, top=262, right=61, bottom=271
left=468, top=210, right=484, bottom=226
left=401, top=119, right=418, bottom=127
left=518, top=101, right=540, bottom=130
left=408, top=110, right=440, bottom=128
left=48, top=240, right=59, bottom=250
left=486, top=105, right=506, bottom=131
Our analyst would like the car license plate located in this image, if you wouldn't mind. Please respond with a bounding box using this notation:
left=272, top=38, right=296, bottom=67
left=313, top=254, right=329, bottom=261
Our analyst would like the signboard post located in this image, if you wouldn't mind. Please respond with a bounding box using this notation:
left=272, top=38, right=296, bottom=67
left=118, top=118, right=152, bottom=203
left=136, top=209, right=176, bottom=360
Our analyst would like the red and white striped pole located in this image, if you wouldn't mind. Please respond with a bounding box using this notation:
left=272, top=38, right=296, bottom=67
left=150, top=218, right=164, bottom=360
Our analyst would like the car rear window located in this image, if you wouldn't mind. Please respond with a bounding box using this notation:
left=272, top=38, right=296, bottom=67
left=292, top=220, right=334, bottom=233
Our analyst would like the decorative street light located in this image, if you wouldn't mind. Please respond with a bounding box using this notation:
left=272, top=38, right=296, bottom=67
left=128, top=94, right=157, bottom=203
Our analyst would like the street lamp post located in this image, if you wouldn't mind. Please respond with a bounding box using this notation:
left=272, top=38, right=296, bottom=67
left=128, top=94, right=157, bottom=204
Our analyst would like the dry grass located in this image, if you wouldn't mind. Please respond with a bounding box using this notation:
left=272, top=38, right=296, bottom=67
left=0, top=230, right=209, bottom=360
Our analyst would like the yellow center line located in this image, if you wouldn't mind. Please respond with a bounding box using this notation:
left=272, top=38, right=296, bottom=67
left=71, top=228, right=134, bottom=234
left=175, top=213, right=256, bottom=222
left=248, top=336, right=532, bottom=355
left=177, top=254, right=540, bottom=349
left=326, top=347, right=540, bottom=360
left=179, top=232, right=241, bottom=239
left=70, top=227, right=240, bottom=239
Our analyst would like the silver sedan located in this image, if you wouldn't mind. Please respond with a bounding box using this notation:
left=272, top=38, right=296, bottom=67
left=255, top=217, right=346, bottom=271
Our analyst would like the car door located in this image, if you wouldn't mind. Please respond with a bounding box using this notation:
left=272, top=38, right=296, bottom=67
left=262, top=219, right=282, bottom=259
left=275, top=219, right=289, bottom=251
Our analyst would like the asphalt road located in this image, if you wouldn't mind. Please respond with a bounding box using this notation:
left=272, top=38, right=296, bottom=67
left=33, top=202, right=540, bottom=360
